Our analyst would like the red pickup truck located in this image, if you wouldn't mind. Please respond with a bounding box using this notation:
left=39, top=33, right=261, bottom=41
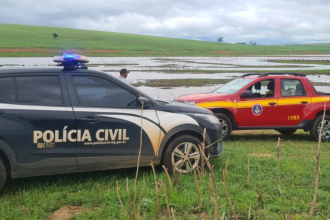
left=175, top=73, right=330, bottom=141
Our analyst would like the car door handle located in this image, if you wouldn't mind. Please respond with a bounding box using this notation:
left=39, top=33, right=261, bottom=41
left=0, top=110, right=5, bottom=116
left=301, top=101, right=308, bottom=104
left=268, top=102, right=276, bottom=106
left=79, top=117, right=101, bottom=124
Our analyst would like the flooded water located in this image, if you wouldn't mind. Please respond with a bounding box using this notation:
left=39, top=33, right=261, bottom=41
left=1, top=56, right=330, bottom=100
left=139, top=85, right=220, bottom=101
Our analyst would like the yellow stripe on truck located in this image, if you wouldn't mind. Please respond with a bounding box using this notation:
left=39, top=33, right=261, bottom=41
left=196, top=97, right=330, bottom=109
left=197, top=100, right=277, bottom=109
left=312, top=97, right=330, bottom=103
left=278, top=98, right=311, bottom=106
left=237, top=99, right=277, bottom=108
left=197, top=101, right=236, bottom=108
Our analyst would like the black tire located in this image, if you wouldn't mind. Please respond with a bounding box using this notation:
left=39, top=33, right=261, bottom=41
left=162, top=135, right=202, bottom=174
left=310, top=115, right=330, bottom=142
left=214, top=113, right=232, bottom=141
left=0, top=158, right=7, bottom=192
left=276, top=129, right=297, bottom=135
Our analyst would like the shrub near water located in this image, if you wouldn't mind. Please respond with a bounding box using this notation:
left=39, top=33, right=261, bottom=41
left=0, top=130, right=329, bottom=219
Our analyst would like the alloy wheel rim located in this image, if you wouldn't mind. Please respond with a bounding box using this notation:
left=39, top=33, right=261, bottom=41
left=318, top=119, right=330, bottom=140
left=218, top=118, right=228, bottom=138
left=173, top=142, right=200, bottom=173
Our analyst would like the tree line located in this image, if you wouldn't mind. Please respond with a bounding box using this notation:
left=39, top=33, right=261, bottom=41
left=218, top=37, right=257, bottom=45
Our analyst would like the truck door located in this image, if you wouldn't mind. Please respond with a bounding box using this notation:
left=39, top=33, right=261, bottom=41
left=66, top=74, right=160, bottom=169
left=276, top=79, right=312, bottom=126
left=237, top=79, right=278, bottom=127
left=0, top=74, right=77, bottom=173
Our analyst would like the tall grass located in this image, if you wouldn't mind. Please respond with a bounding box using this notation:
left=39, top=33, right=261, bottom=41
left=0, top=130, right=329, bottom=219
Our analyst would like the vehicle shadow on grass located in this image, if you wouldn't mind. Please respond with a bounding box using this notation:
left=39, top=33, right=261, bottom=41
left=229, top=130, right=315, bottom=142
left=3, top=166, right=155, bottom=195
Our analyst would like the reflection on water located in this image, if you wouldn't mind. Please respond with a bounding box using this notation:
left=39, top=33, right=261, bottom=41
left=139, top=85, right=220, bottom=101
left=1, top=56, right=330, bottom=70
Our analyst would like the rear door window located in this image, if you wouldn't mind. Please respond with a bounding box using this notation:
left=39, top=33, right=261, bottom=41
left=280, top=79, right=306, bottom=97
left=16, top=76, right=63, bottom=105
left=0, top=77, right=16, bottom=103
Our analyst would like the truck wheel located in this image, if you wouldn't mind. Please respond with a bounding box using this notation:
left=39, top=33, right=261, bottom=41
left=162, top=135, right=201, bottom=174
left=276, top=129, right=297, bottom=135
left=0, top=158, right=7, bottom=191
left=214, top=113, right=232, bottom=141
left=310, top=115, right=330, bottom=142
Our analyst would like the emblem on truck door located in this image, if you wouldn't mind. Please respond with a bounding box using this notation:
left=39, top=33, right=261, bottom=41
left=252, top=104, right=263, bottom=116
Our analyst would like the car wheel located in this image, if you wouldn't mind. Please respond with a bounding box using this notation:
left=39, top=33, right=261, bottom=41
left=0, top=158, right=7, bottom=191
left=276, top=129, right=297, bottom=135
left=310, top=115, right=330, bottom=142
left=214, top=113, right=232, bottom=141
left=162, top=135, right=202, bottom=174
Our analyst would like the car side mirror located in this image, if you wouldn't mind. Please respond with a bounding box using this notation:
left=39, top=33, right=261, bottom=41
left=138, top=97, right=151, bottom=109
left=240, top=91, right=253, bottom=98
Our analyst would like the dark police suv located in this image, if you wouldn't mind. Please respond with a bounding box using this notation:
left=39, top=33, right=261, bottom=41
left=0, top=54, right=222, bottom=191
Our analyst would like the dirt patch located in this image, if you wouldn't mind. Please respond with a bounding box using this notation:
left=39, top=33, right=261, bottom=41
left=213, top=51, right=233, bottom=54
left=131, top=78, right=231, bottom=87
left=0, top=48, right=123, bottom=54
left=49, top=206, right=83, bottom=220
left=0, top=48, right=50, bottom=52
left=83, top=49, right=123, bottom=53
left=193, top=212, right=208, bottom=219
left=248, top=153, right=273, bottom=157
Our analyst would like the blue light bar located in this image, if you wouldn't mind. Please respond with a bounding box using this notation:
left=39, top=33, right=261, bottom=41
left=53, top=54, right=89, bottom=64
left=64, top=54, right=75, bottom=59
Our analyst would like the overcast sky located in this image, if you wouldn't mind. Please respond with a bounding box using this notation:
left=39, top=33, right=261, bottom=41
left=1, top=0, right=330, bottom=45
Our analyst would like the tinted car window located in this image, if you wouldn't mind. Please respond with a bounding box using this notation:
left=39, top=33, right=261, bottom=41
left=73, top=76, right=138, bottom=107
left=16, top=76, right=63, bottom=105
left=0, top=77, right=16, bottom=103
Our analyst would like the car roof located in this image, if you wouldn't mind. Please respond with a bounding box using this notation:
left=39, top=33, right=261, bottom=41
left=242, top=73, right=306, bottom=79
left=0, top=66, right=157, bottom=103
left=243, top=75, right=306, bottom=79
left=0, top=66, right=101, bottom=75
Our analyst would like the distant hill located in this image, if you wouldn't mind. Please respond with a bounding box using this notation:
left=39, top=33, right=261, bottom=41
left=0, top=23, right=330, bottom=57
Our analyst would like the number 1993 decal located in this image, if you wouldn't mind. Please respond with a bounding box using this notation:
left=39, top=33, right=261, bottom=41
left=288, top=115, right=300, bottom=120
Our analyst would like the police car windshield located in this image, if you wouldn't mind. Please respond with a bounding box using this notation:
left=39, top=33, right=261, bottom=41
left=213, top=78, right=254, bottom=94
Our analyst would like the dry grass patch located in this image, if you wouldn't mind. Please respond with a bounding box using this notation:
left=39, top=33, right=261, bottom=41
left=49, top=206, right=83, bottom=220
left=193, top=212, right=209, bottom=219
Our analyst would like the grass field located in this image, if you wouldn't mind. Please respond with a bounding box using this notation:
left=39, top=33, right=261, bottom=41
left=1, top=23, right=330, bottom=57
left=0, top=130, right=329, bottom=219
